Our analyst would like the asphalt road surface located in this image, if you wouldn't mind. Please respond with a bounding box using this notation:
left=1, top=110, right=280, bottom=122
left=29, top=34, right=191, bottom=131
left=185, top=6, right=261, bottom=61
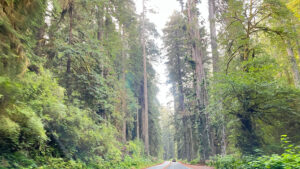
left=147, top=161, right=170, bottom=169
left=166, top=162, right=190, bottom=169
left=147, top=161, right=191, bottom=169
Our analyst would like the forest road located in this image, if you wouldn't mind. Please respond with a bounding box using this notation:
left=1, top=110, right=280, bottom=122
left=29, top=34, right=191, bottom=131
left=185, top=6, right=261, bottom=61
left=146, top=161, right=190, bottom=169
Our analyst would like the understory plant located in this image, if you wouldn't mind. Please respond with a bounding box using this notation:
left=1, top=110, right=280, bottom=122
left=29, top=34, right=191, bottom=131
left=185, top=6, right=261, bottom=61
left=210, top=136, right=300, bottom=169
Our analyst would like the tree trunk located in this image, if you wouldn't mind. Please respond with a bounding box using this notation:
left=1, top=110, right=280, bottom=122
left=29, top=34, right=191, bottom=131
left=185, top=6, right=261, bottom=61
left=293, top=26, right=300, bottom=61
left=122, top=113, right=126, bottom=142
left=175, top=28, right=192, bottom=160
left=97, top=6, right=103, bottom=42
left=189, top=120, right=194, bottom=160
left=296, top=39, right=300, bottom=61
left=208, top=0, right=219, bottom=73
left=221, top=122, right=227, bottom=156
left=66, top=2, right=73, bottom=98
left=182, top=117, right=187, bottom=159
left=136, top=98, right=139, bottom=139
left=121, top=25, right=127, bottom=143
left=142, top=0, right=149, bottom=155
left=286, top=40, right=300, bottom=88
left=187, top=0, right=212, bottom=160
left=186, top=0, right=208, bottom=107
left=237, top=112, right=260, bottom=154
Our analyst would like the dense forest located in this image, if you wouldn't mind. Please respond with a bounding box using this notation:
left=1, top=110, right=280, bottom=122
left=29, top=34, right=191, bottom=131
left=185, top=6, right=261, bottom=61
left=0, top=0, right=161, bottom=168
left=162, top=0, right=300, bottom=168
left=0, top=0, right=299, bottom=169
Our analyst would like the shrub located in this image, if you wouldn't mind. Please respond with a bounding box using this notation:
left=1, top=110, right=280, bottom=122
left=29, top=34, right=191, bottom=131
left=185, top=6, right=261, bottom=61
left=211, top=136, right=300, bottom=169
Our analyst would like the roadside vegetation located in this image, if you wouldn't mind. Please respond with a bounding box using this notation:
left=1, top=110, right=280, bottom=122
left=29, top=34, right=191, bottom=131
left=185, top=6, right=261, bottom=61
left=0, top=0, right=161, bottom=168
left=162, top=0, right=300, bottom=168
left=210, top=136, right=300, bottom=169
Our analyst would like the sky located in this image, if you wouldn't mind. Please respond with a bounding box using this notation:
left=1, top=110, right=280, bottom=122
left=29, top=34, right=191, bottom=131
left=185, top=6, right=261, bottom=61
left=134, top=0, right=209, bottom=107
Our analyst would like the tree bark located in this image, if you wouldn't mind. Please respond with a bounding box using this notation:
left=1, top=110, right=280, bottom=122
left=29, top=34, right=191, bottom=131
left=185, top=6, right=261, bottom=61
left=66, top=2, right=73, bottom=98
left=186, top=0, right=208, bottom=107
left=142, top=0, right=149, bottom=155
left=296, top=39, right=300, bottom=61
left=221, top=122, right=227, bottom=156
left=122, top=112, right=126, bottom=142
left=121, top=25, right=127, bottom=143
left=136, top=98, right=140, bottom=139
left=97, top=5, right=103, bottom=42
left=208, top=0, right=219, bottom=73
left=187, top=0, right=212, bottom=160
left=286, top=40, right=300, bottom=88
left=183, top=117, right=189, bottom=160
left=174, top=27, right=193, bottom=160
left=292, top=26, right=300, bottom=61
left=189, top=120, right=194, bottom=160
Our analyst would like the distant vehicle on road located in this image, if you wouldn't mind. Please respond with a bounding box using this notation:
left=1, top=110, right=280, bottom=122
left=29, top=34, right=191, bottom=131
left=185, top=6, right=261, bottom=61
left=172, top=159, right=176, bottom=162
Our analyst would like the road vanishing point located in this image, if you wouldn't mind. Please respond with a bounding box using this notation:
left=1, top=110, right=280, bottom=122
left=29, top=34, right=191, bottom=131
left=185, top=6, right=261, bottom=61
left=147, top=161, right=190, bottom=169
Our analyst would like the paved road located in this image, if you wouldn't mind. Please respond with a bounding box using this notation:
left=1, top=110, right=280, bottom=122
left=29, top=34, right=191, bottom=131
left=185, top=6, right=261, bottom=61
left=147, top=161, right=191, bottom=169
left=147, top=161, right=171, bottom=169
left=166, top=162, right=190, bottom=169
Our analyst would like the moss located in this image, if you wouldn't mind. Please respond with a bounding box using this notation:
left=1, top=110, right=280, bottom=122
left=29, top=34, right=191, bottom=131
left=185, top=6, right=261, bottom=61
left=0, top=0, right=46, bottom=76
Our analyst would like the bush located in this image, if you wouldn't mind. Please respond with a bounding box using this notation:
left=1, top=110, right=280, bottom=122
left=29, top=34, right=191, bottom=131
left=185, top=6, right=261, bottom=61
left=0, top=75, right=48, bottom=152
left=189, top=157, right=201, bottom=165
left=0, top=71, right=160, bottom=169
left=210, top=155, right=243, bottom=169
left=0, top=152, right=37, bottom=169
left=210, top=136, right=300, bottom=169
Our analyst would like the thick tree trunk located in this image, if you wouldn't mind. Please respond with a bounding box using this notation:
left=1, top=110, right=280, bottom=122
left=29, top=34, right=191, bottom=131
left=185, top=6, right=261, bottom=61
left=187, top=0, right=212, bottom=160
left=286, top=40, right=300, bottom=88
left=187, top=0, right=208, bottom=107
left=208, top=0, right=219, bottom=73
left=183, top=117, right=189, bottom=160
left=237, top=112, right=260, bottom=154
left=142, top=0, right=149, bottom=155
left=174, top=94, right=182, bottom=159
left=175, top=29, right=192, bottom=160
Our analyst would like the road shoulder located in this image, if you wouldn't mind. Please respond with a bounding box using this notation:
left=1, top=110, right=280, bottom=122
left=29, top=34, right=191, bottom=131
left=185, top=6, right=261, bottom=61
left=178, top=161, right=214, bottom=169
left=144, top=161, right=171, bottom=169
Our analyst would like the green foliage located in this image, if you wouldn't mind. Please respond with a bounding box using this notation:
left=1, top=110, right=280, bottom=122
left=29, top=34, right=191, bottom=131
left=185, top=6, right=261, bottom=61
left=286, top=0, right=300, bottom=19
left=0, top=67, right=158, bottom=167
left=210, top=155, right=243, bottom=169
left=210, top=136, right=300, bottom=169
left=0, top=0, right=47, bottom=75
left=1, top=0, right=162, bottom=167
left=0, top=141, right=157, bottom=169
left=0, top=152, right=38, bottom=169
left=0, top=74, right=50, bottom=152
left=163, top=10, right=210, bottom=161
left=208, top=56, right=300, bottom=154
left=189, top=157, right=201, bottom=165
